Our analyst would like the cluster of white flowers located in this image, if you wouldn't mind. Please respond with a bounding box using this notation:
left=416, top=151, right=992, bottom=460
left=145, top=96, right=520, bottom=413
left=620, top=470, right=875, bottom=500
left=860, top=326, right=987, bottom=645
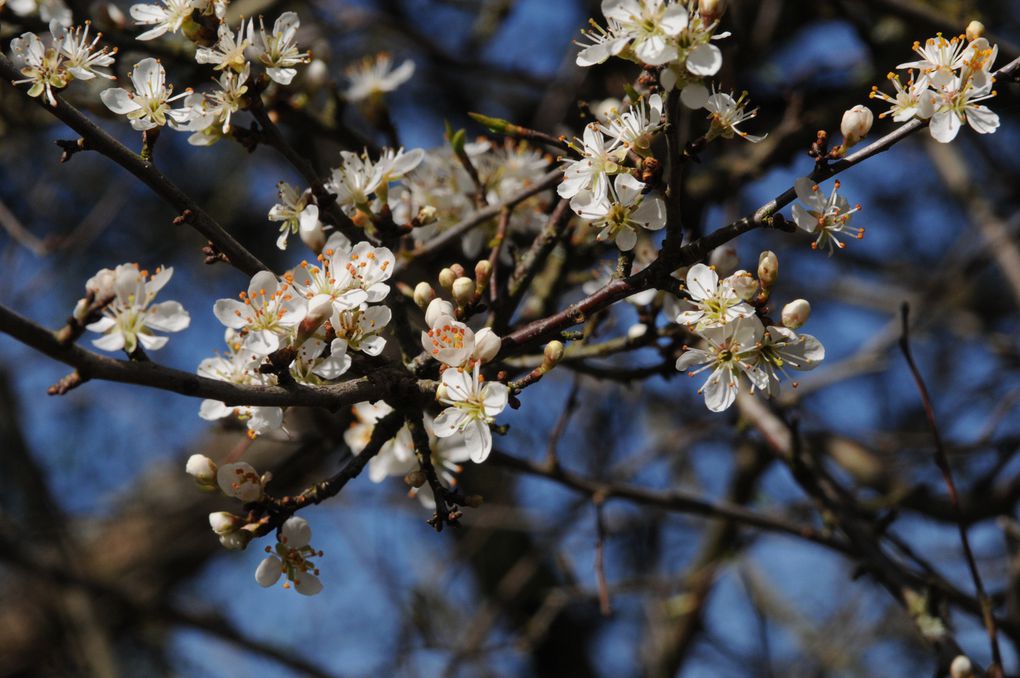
left=187, top=455, right=324, bottom=595
left=674, top=255, right=824, bottom=412
left=326, top=147, right=425, bottom=219
left=77, top=263, right=190, bottom=354
left=345, top=401, right=472, bottom=508
left=394, top=139, right=554, bottom=257
left=871, top=30, right=999, bottom=143
left=576, top=0, right=726, bottom=102
left=8, top=19, right=115, bottom=106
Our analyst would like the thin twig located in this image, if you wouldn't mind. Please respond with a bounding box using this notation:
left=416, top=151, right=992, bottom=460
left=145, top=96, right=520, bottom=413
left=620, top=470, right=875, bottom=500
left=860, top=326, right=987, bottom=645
left=898, top=302, right=1003, bottom=675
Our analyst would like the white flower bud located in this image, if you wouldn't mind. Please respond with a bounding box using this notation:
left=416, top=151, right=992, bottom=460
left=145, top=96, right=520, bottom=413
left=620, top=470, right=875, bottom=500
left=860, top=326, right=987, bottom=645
left=413, top=282, right=437, bottom=309
left=451, top=276, right=475, bottom=306
left=304, top=59, right=330, bottom=89
left=840, top=105, right=873, bottom=150
left=219, top=530, right=252, bottom=551
left=781, top=299, right=811, bottom=329
left=216, top=462, right=264, bottom=503
left=627, top=323, right=648, bottom=340
left=186, top=454, right=218, bottom=490
left=438, top=267, right=457, bottom=290
left=299, top=217, right=326, bottom=253
left=726, top=270, right=758, bottom=301
left=708, top=245, right=739, bottom=277
left=209, top=511, right=242, bottom=535
left=425, top=298, right=455, bottom=327
left=415, top=205, right=438, bottom=225
left=950, top=655, right=973, bottom=678
left=475, top=259, right=492, bottom=282
left=965, top=20, right=984, bottom=42
left=544, top=340, right=565, bottom=366
left=758, top=251, right=779, bottom=287
left=472, top=327, right=502, bottom=363
left=85, top=268, right=117, bottom=299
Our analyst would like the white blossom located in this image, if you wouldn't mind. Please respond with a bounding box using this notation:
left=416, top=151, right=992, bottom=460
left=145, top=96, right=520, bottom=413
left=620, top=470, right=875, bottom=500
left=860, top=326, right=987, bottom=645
left=9, top=26, right=69, bottom=106
left=269, top=182, right=321, bottom=250
left=197, top=339, right=284, bottom=437
left=255, top=12, right=310, bottom=86
left=56, top=21, right=116, bottom=81
left=255, top=516, right=323, bottom=595
left=703, top=88, right=765, bottom=143
left=213, top=270, right=307, bottom=355
left=574, top=173, right=665, bottom=251
left=753, top=325, right=825, bottom=397
left=791, top=178, right=864, bottom=254
left=675, top=317, right=768, bottom=412
left=216, top=461, right=264, bottom=502
left=433, top=363, right=509, bottom=463
left=559, top=124, right=625, bottom=209
left=674, top=263, right=754, bottom=330
left=600, top=93, right=665, bottom=153
left=86, top=264, right=189, bottom=353
left=343, top=53, right=415, bottom=102
left=331, top=304, right=391, bottom=356
left=100, top=58, right=191, bottom=131
left=130, top=0, right=194, bottom=41
left=195, top=21, right=252, bottom=72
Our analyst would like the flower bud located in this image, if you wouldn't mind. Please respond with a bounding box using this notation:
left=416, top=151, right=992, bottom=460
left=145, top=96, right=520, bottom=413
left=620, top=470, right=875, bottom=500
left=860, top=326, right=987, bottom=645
left=950, top=655, right=973, bottom=678
left=450, top=263, right=467, bottom=278
left=452, top=276, right=475, bottom=306
left=413, top=282, right=436, bottom=309
left=404, top=470, right=427, bottom=488
left=219, top=530, right=252, bottom=551
left=840, top=105, right=873, bottom=150
left=475, top=259, right=492, bottom=283
left=299, top=217, right=326, bottom=253
left=627, top=323, right=648, bottom=340
left=473, top=327, right=502, bottom=363
left=425, top=298, right=455, bottom=327
left=85, top=267, right=117, bottom=299
left=965, top=20, right=984, bottom=42
left=415, top=205, right=437, bottom=226
left=209, top=511, right=242, bottom=535
left=304, top=58, right=329, bottom=89
left=543, top=340, right=565, bottom=367
left=699, top=0, right=725, bottom=24
left=708, top=245, right=739, bottom=277
left=726, top=270, right=758, bottom=301
left=758, top=251, right=779, bottom=287
left=186, top=454, right=218, bottom=491
left=438, top=267, right=457, bottom=290
left=781, top=299, right=811, bottom=329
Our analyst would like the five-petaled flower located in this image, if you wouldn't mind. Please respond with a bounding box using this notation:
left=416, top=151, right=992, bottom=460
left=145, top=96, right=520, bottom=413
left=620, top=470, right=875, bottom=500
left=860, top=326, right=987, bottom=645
left=255, top=517, right=324, bottom=596
left=791, top=178, right=864, bottom=255
left=86, top=263, right=190, bottom=354
left=433, top=363, right=509, bottom=463
left=101, top=57, right=192, bottom=131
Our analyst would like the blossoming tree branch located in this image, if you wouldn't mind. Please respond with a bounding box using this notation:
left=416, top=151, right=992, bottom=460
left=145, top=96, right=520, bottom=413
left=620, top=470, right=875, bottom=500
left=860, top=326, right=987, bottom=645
left=1, top=0, right=1018, bottom=673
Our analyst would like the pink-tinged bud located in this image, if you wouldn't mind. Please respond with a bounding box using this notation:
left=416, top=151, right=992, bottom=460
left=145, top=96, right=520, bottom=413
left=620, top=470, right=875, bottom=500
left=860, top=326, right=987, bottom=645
left=186, top=454, right=218, bottom=491
left=475, top=259, right=492, bottom=282
left=965, top=20, right=984, bottom=42
left=950, top=656, right=973, bottom=678
left=299, top=218, right=326, bottom=253
left=758, top=251, right=779, bottom=287
left=209, top=511, right=242, bottom=535
left=709, top=245, right=739, bottom=276
left=543, top=340, right=565, bottom=367
left=473, top=328, right=502, bottom=363
left=699, top=0, right=725, bottom=24
left=450, top=263, right=467, bottom=278
left=451, top=277, right=475, bottom=306
left=840, top=105, right=873, bottom=150
left=781, top=299, right=811, bottom=329
left=425, top=298, right=455, bottom=327
left=413, top=282, right=436, bottom=309
left=438, top=267, right=457, bottom=290
left=721, top=270, right=754, bottom=302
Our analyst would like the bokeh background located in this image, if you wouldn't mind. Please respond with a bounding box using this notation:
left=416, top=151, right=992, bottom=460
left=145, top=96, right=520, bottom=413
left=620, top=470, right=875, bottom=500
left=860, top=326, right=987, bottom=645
left=3, top=0, right=1020, bottom=676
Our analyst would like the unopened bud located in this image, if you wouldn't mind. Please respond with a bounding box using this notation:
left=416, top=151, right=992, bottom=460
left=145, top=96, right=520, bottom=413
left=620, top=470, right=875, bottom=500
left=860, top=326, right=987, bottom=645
left=413, top=282, right=436, bottom=309
left=438, top=267, right=457, bottom=290
left=415, top=204, right=437, bottom=226
left=543, top=340, right=565, bottom=366
left=758, top=251, right=779, bottom=287
left=781, top=299, right=811, bottom=329
left=450, top=263, right=467, bottom=278
left=186, top=454, right=218, bottom=491
left=950, top=655, right=973, bottom=678
left=840, top=105, right=874, bottom=150
left=699, top=0, right=725, bottom=24
left=209, top=511, right=242, bottom=535
left=627, top=323, right=648, bottom=340
left=404, top=470, right=427, bottom=488
left=475, top=259, right=492, bottom=282
left=727, top=270, right=758, bottom=301
left=965, top=20, right=984, bottom=42
left=425, top=298, right=455, bottom=327
left=452, top=276, right=475, bottom=306
left=219, top=530, right=252, bottom=551
left=708, top=245, right=739, bottom=276
left=473, top=327, right=502, bottom=363
left=305, top=58, right=330, bottom=89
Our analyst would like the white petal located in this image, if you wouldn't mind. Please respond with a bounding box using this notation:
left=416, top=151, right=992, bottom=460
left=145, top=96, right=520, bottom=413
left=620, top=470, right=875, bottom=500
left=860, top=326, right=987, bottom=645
left=433, top=407, right=468, bottom=437
left=255, top=556, right=283, bottom=587
left=281, top=516, right=312, bottom=549
left=146, top=301, right=190, bottom=332
left=464, top=419, right=492, bottom=463
left=100, top=88, right=141, bottom=114
left=686, top=44, right=722, bottom=77
left=929, top=111, right=961, bottom=143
